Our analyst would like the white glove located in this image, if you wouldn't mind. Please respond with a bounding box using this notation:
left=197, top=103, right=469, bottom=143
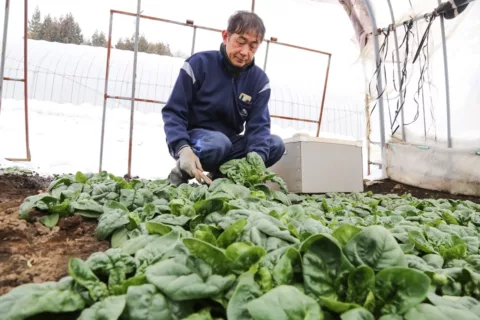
left=178, top=146, right=212, bottom=185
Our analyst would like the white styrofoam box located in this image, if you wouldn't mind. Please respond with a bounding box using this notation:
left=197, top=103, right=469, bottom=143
left=268, top=133, right=364, bottom=194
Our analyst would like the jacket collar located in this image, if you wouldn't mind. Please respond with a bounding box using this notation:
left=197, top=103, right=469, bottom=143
left=220, top=43, right=255, bottom=78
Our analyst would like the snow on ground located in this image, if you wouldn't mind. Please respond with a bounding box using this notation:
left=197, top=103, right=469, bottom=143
left=0, top=98, right=372, bottom=180
left=0, top=99, right=171, bottom=179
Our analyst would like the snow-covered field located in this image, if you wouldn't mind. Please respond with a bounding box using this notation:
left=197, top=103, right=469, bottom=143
left=1, top=98, right=370, bottom=180
left=0, top=37, right=375, bottom=181
left=1, top=38, right=367, bottom=138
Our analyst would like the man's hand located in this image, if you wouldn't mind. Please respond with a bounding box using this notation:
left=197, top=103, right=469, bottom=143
left=178, top=146, right=212, bottom=185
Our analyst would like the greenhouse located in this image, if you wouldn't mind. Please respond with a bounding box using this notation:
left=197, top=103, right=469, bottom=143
left=0, top=0, right=479, bottom=319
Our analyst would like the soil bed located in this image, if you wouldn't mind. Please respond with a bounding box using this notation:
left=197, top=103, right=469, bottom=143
left=364, top=178, right=480, bottom=203
left=0, top=173, right=109, bottom=295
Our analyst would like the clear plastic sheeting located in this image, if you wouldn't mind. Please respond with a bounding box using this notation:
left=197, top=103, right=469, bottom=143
left=0, top=37, right=184, bottom=112
left=363, top=0, right=480, bottom=149
left=386, top=142, right=480, bottom=197
left=362, top=0, right=480, bottom=148
left=355, top=0, right=480, bottom=194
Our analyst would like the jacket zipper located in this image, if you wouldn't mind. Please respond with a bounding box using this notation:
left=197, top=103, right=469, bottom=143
left=231, top=78, right=241, bottom=115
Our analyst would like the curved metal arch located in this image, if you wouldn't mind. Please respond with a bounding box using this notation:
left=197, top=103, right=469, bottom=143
left=363, top=0, right=387, bottom=177
left=386, top=0, right=405, bottom=142
left=359, top=0, right=461, bottom=177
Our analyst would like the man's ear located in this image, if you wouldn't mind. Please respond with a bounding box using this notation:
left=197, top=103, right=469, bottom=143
left=221, top=30, right=229, bottom=45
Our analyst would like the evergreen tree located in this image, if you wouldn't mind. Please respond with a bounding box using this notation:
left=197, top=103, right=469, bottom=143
left=115, top=33, right=173, bottom=56
left=115, top=37, right=132, bottom=50
left=146, top=41, right=173, bottom=56
left=40, top=14, right=57, bottom=41
left=26, top=8, right=178, bottom=56
left=137, top=34, right=149, bottom=52
left=91, top=29, right=107, bottom=47
left=28, top=6, right=42, bottom=39
left=57, top=13, right=84, bottom=44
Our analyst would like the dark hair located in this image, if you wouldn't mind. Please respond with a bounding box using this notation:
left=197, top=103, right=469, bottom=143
left=227, top=11, right=266, bottom=42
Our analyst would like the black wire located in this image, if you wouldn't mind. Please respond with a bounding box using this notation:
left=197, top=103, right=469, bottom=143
left=373, top=0, right=472, bottom=137
left=412, top=15, right=435, bottom=64
left=368, top=11, right=439, bottom=133
left=390, top=21, right=414, bottom=134
left=425, top=33, right=437, bottom=141
left=406, top=16, right=435, bottom=127
left=369, top=30, right=389, bottom=102
left=368, top=29, right=390, bottom=116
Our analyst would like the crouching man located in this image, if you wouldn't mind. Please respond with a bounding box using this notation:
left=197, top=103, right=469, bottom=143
left=162, top=11, right=285, bottom=185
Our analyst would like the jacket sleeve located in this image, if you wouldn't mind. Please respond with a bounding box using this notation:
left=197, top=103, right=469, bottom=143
left=244, top=81, right=271, bottom=162
left=161, top=60, right=197, bottom=157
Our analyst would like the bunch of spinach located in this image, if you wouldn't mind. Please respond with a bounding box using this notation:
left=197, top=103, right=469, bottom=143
left=220, top=152, right=288, bottom=193
left=2, top=159, right=480, bottom=319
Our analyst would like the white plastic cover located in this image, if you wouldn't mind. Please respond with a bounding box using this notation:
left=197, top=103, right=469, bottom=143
left=355, top=0, right=480, bottom=194
left=387, top=142, right=480, bottom=196
left=361, top=0, right=480, bottom=149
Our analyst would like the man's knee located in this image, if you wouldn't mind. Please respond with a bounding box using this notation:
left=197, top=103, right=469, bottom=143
left=190, top=130, right=232, bottom=169
left=270, top=134, right=285, bottom=153
left=266, top=134, right=285, bottom=167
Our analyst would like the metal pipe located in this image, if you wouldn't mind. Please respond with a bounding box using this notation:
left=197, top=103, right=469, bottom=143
left=4, top=77, right=24, bottom=82
left=191, top=26, right=197, bottom=56
left=106, top=94, right=166, bottom=104
left=111, top=9, right=189, bottom=26
left=422, top=83, right=427, bottom=141
left=127, top=0, right=141, bottom=178
left=438, top=0, right=452, bottom=148
left=365, top=94, right=371, bottom=175
left=110, top=9, right=332, bottom=57
left=110, top=9, right=223, bottom=33
left=99, top=11, right=114, bottom=172
left=194, top=25, right=223, bottom=33
left=23, top=0, right=30, bottom=160
left=270, top=115, right=319, bottom=124
left=378, top=0, right=476, bottom=33
left=384, top=12, right=434, bottom=33
left=263, top=41, right=269, bottom=71
left=251, top=0, right=255, bottom=12
left=406, top=1, right=427, bottom=144
left=386, top=0, right=405, bottom=142
left=364, top=0, right=387, bottom=176
left=106, top=9, right=334, bottom=142
left=0, top=0, right=10, bottom=113
left=316, top=54, right=331, bottom=137
left=268, top=39, right=331, bottom=56
left=5, top=0, right=31, bottom=162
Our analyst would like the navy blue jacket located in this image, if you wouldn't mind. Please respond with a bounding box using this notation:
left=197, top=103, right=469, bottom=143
left=161, top=45, right=271, bottom=162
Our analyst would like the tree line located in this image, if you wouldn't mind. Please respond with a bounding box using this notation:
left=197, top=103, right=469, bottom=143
left=27, top=6, right=187, bottom=58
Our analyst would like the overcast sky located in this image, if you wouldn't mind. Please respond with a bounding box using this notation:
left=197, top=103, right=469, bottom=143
left=1, top=0, right=357, bottom=54
left=0, top=0, right=372, bottom=99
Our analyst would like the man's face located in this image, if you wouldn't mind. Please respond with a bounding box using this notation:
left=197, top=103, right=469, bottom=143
left=222, top=30, right=261, bottom=67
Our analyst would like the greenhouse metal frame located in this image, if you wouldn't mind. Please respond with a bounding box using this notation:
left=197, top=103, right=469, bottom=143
left=364, top=0, right=464, bottom=171
left=340, top=0, right=479, bottom=196
left=0, top=0, right=31, bottom=162
left=0, top=0, right=478, bottom=195
left=98, top=1, right=332, bottom=177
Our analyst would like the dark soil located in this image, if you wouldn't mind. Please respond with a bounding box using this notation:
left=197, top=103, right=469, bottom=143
left=0, top=173, right=109, bottom=295
left=364, top=179, right=480, bottom=203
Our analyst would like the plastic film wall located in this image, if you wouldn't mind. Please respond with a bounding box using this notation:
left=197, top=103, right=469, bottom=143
left=355, top=0, right=480, bottom=195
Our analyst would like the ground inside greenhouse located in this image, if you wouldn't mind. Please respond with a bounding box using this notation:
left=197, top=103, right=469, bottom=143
left=0, top=173, right=478, bottom=295
left=0, top=173, right=109, bottom=295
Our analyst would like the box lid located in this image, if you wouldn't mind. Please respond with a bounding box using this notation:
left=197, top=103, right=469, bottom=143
left=283, top=133, right=363, bottom=148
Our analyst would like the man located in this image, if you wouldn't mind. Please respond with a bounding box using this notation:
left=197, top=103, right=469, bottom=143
left=162, top=11, right=285, bottom=186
